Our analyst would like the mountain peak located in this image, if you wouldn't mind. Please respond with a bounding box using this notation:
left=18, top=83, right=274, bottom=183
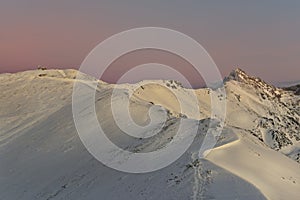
left=225, top=68, right=253, bottom=82
left=225, top=67, right=269, bottom=86
left=225, top=68, right=283, bottom=99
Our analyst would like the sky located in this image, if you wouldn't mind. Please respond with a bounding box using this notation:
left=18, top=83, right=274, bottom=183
left=0, top=0, right=299, bottom=87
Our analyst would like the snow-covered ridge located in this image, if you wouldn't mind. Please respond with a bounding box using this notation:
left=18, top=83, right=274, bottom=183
left=0, top=68, right=299, bottom=200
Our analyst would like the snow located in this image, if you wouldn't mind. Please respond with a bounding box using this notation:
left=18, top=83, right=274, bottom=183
left=0, top=69, right=299, bottom=199
left=208, top=130, right=300, bottom=200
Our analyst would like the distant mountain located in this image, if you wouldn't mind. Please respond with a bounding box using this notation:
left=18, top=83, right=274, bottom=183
left=282, top=84, right=300, bottom=95
left=275, top=80, right=300, bottom=88
left=0, top=68, right=299, bottom=200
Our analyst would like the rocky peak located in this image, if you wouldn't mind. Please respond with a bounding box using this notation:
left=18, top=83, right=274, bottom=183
left=225, top=68, right=283, bottom=99
left=225, top=68, right=264, bottom=84
left=225, top=68, right=249, bottom=82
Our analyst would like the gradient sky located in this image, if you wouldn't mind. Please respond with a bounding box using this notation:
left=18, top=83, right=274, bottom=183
left=0, top=0, right=299, bottom=87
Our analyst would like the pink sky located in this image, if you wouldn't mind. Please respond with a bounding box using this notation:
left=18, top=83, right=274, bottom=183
left=0, top=1, right=299, bottom=87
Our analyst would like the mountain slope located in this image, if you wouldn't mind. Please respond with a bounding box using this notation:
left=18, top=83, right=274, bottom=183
left=224, top=69, right=300, bottom=161
left=0, top=69, right=299, bottom=200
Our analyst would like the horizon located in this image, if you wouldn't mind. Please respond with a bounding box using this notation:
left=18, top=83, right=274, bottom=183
left=1, top=66, right=299, bottom=88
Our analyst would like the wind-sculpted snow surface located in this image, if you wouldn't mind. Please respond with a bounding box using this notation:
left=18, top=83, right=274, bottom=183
left=0, top=69, right=299, bottom=200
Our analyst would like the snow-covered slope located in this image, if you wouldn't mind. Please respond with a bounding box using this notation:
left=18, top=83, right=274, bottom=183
left=224, top=69, right=300, bottom=161
left=0, top=68, right=299, bottom=200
